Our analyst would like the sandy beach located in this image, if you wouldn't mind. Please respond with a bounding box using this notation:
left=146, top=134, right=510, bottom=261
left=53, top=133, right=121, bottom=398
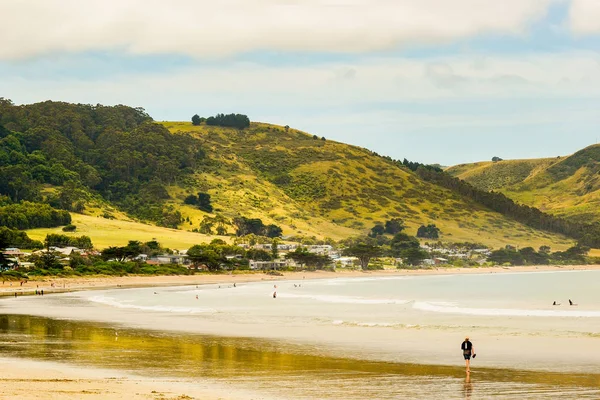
left=2, top=264, right=599, bottom=297
left=0, top=357, right=258, bottom=400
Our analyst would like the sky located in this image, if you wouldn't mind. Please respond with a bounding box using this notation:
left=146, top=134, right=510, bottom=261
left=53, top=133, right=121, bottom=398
left=2, top=0, right=600, bottom=165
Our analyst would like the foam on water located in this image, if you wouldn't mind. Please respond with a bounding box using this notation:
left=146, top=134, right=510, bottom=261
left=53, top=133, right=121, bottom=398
left=413, top=301, right=600, bottom=317
left=329, top=320, right=422, bottom=329
left=279, top=292, right=410, bottom=305
left=319, top=276, right=411, bottom=286
left=88, top=295, right=217, bottom=314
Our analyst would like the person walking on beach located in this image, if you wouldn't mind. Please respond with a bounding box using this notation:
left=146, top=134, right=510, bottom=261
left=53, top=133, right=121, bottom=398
left=461, top=336, right=475, bottom=373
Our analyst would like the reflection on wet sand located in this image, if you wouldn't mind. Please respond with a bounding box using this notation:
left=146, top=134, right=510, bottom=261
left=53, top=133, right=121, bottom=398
left=1, top=314, right=599, bottom=399
left=463, top=374, right=472, bottom=399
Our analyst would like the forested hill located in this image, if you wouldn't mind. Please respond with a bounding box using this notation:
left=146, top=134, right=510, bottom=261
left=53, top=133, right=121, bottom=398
left=0, top=99, right=582, bottom=250
left=0, top=99, right=204, bottom=227
left=446, top=145, right=600, bottom=224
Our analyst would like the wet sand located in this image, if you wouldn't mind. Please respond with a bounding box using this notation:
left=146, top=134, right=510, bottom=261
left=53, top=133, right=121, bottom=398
left=0, top=357, right=252, bottom=400
left=2, top=265, right=600, bottom=399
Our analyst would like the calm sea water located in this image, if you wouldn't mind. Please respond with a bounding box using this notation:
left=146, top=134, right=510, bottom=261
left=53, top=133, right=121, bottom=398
left=2, top=270, right=600, bottom=398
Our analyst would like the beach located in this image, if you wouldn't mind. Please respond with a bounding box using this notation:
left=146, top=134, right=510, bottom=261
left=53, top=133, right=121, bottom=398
left=2, top=265, right=600, bottom=399
left=2, top=264, right=599, bottom=296
left=0, top=357, right=257, bottom=400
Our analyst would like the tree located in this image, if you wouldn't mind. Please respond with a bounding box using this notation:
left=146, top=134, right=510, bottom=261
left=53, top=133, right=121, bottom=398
left=284, top=248, right=330, bottom=270
left=417, top=224, right=440, bottom=239
left=399, top=247, right=428, bottom=266
left=214, top=214, right=230, bottom=236
left=389, top=233, right=420, bottom=257
left=539, top=245, right=551, bottom=254
left=191, top=114, right=201, bottom=126
left=265, top=224, right=283, bottom=238
left=342, top=237, right=381, bottom=270
left=271, top=238, right=280, bottom=260
left=369, top=224, right=385, bottom=237
left=285, top=247, right=313, bottom=268
left=205, top=113, right=250, bottom=129
left=246, top=248, right=272, bottom=261
left=385, top=218, right=405, bottom=235
left=492, top=156, right=503, bottom=162
left=199, top=216, right=215, bottom=234
left=197, top=192, right=213, bottom=213
left=123, top=240, right=142, bottom=259
left=34, top=250, right=63, bottom=269
left=187, top=244, right=222, bottom=271
left=184, top=194, right=198, bottom=205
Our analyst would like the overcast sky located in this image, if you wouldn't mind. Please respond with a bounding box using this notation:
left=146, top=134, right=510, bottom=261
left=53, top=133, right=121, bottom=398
left=2, top=0, right=600, bottom=165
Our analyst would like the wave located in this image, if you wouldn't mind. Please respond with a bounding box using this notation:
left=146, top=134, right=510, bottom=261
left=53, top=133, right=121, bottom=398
left=331, top=320, right=421, bottom=328
left=279, top=292, right=410, bottom=305
left=87, top=295, right=217, bottom=314
left=413, top=301, right=600, bottom=317
left=319, top=276, right=411, bottom=286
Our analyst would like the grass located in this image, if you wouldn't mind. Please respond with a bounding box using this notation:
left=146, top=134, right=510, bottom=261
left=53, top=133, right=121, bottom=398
left=26, top=214, right=223, bottom=250
left=157, top=121, right=575, bottom=250
left=447, top=145, right=600, bottom=224
left=24, top=121, right=579, bottom=251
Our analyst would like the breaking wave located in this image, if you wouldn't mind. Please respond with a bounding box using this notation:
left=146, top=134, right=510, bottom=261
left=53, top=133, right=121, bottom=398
left=413, top=301, right=600, bottom=317
left=279, top=292, right=410, bottom=305
left=87, top=295, right=217, bottom=314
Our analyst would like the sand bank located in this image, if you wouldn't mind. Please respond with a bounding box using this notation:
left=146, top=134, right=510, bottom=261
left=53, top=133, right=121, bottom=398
left=1, top=264, right=598, bottom=296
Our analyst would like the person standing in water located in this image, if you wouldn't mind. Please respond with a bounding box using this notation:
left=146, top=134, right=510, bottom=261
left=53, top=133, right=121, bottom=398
left=461, top=336, right=475, bottom=373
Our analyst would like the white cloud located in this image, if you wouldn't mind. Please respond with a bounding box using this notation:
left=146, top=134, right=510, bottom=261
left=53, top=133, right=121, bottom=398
left=4, top=51, right=600, bottom=119
left=0, top=0, right=554, bottom=60
left=569, top=0, right=600, bottom=34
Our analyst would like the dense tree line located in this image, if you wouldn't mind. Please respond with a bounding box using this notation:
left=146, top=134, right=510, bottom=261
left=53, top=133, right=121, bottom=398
left=0, top=201, right=71, bottom=229
left=205, top=113, right=250, bottom=129
left=0, top=227, right=43, bottom=249
left=489, top=245, right=588, bottom=266
left=342, top=231, right=428, bottom=269
left=397, top=158, right=600, bottom=248
left=45, top=233, right=93, bottom=249
left=0, top=99, right=205, bottom=226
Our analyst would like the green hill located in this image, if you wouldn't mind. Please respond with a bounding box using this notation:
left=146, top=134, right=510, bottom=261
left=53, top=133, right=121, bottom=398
left=0, top=99, right=577, bottom=249
left=157, top=121, right=574, bottom=249
left=446, top=145, right=600, bottom=224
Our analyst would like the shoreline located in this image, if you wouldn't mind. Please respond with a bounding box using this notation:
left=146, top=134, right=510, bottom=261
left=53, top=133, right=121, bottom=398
left=2, top=265, right=600, bottom=398
left=1, top=264, right=598, bottom=297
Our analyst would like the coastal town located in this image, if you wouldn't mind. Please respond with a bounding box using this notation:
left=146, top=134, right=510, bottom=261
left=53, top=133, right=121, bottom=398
left=2, top=241, right=493, bottom=271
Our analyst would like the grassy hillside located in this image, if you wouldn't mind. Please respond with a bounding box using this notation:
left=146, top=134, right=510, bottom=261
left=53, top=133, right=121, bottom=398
left=2, top=98, right=576, bottom=250
left=158, top=121, right=573, bottom=250
left=447, top=145, right=600, bottom=224
left=26, top=214, right=221, bottom=250
left=447, top=158, right=558, bottom=191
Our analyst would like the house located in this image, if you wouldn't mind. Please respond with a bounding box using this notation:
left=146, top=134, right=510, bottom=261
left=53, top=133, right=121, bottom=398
left=433, top=257, right=448, bottom=265
left=249, top=260, right=287, bottom=270
left=3, top=248, right=24, bottom=257
left=148, top=254, right=189, bottom=265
